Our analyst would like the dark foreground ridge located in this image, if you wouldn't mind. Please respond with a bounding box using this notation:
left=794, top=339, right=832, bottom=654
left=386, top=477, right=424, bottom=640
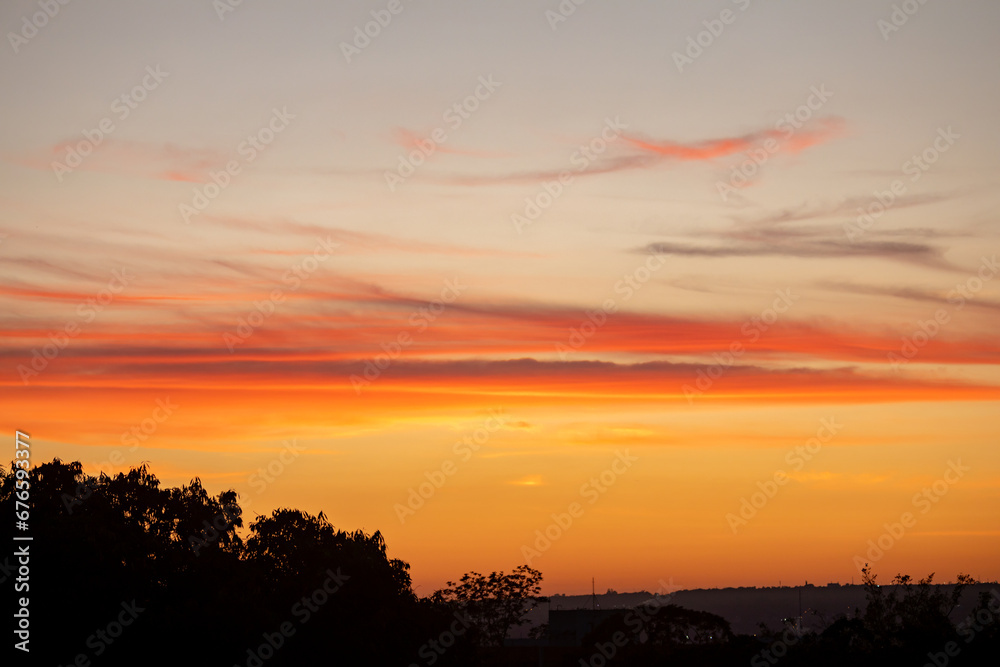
left=2, top=459, right=998, bottom=666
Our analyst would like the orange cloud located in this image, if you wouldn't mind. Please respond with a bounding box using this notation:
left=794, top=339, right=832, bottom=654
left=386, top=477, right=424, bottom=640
left=432, top=118, right=844, bottom=186
left=622, top=117, right=843, bottom=161
left=3, top=282, right=1000, bottom=367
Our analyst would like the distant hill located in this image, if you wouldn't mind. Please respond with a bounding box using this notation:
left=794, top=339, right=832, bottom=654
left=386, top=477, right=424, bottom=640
left=514, top=582, right=1000, bottom=636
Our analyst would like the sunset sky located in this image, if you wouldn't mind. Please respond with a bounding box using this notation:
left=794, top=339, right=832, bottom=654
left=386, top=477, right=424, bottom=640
left=2, top=0, right=999, bottom=594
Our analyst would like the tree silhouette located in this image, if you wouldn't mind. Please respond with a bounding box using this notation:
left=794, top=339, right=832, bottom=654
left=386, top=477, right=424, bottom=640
left=859, top=564, right=974, bottom=653
left=0, top=459, right=451, bottom=666
left=5, top=459, right=998, bottom=667
left=643, top=604, right=734, bottom=646
left=431, top=564, right=546, bottom=647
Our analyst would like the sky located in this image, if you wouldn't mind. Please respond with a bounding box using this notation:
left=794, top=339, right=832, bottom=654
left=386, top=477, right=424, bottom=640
left=1, top=0, right=999, bottom=595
